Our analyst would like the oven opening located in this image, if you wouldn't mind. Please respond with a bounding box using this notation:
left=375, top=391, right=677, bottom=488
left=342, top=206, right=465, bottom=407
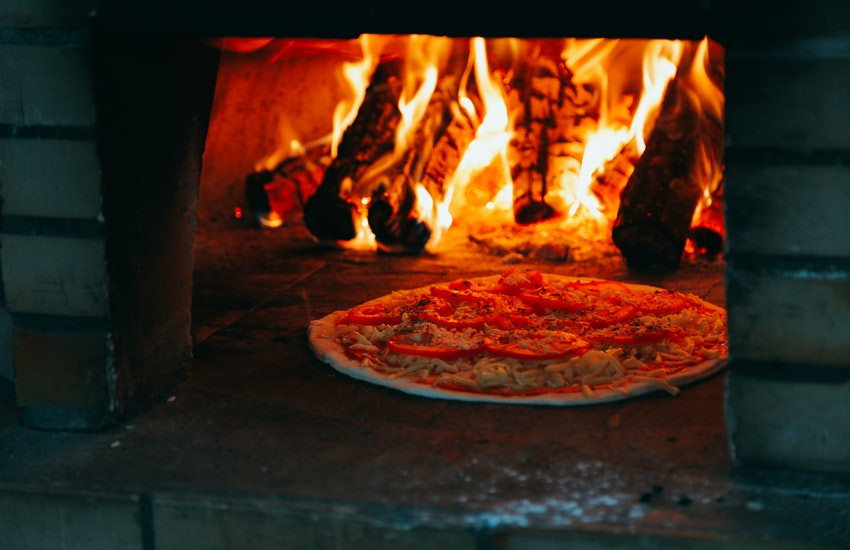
left=201, top=36, right=724, bottom=272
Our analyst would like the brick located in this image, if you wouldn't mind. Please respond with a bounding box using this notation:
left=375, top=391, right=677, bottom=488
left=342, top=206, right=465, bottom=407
left=0, top=45, right=95, bottom=127
left=725, top=164, right=850, bottom=257
left=13, top=325, right=112, bottom=429
left=726, top=53, right=850, bottom=149
left=726, top=268, right=850, bottom=367
left=0, top=0, right=95, bottom=28
left=154, top=496, right=477, bottom=550
left=0, top=487, right=141, bottom=550
left=0, top=138, right=102, bottom=219
left=726, top=369, right=850, bottom=472
left=0, top=308, right=12, bottom=383
left=0, top=235, right=108, bottom=318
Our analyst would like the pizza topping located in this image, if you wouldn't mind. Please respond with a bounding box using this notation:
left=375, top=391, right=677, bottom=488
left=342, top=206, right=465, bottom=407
left=343, top=303, right=402, bottom=326
left=387, top=327, right=484, bottom=359
left=323, top=270, right=728, bottom=400
left=488, top=268, right=545, bottom=295
left=484, top=330, right=589, bottom=360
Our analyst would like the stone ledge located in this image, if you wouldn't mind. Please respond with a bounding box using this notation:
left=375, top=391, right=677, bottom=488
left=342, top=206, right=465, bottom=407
left=0, top=486, right=141, bottom=550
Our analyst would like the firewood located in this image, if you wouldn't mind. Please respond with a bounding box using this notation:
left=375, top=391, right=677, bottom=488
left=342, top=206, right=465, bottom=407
left=421, top=108, right=475, bottom=202
left=690, top=180, right=724, bottom=255
left=244, top=145, right=329, bottom=228
left=509, top=55, right=568, bottom=224
left=365, top=78, right=461, bottom=252
left=612, top=72, right=724, bottom=270
left=303, top=61, right=402, bottom=242
left=546, top=79, right=599, bottom=214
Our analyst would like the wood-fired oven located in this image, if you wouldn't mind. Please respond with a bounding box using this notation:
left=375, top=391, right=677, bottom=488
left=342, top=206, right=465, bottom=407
left=1, top=1, right=849, bottom=547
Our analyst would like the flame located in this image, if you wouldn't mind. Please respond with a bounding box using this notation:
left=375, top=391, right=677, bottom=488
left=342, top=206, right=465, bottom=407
left=340, top=195, right=378, bottom=250
left=251, top=36, right=724, bottom=254
left=686, top=37, right=725, bottom=228
left=630, top=41, right=683, bottom=154
left=395, top=36, right=450, bottom=154
left=445, top=37, right=515, bottom=223
left=332, top=35, right=382, bottom=158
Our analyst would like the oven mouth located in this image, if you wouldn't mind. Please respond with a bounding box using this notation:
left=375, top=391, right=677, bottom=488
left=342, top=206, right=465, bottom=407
left=200, top=35, right=724, bottom=274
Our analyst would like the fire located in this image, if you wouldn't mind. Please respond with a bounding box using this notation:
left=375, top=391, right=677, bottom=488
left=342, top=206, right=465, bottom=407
left=686, top=37, right=725, bottom=236
left=249, top=35, right=724, bottom=259
left=332, top=35, right=382, bottom=158
left=445, top=37, right=515, bottom=222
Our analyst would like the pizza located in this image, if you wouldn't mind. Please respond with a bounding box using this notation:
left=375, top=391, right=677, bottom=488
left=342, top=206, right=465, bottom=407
left=308, top=269, right=727, bottom=405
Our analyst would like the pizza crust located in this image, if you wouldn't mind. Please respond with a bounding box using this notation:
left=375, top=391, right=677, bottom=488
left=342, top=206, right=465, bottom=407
left=308, top=274, right=728, bottom=406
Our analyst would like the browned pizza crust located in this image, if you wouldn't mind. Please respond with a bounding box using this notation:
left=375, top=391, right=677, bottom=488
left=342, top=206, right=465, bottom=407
left=308, top=274, right=727, bottom=405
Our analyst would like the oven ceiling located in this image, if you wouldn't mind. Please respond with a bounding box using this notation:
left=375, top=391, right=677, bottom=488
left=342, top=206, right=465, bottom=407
left=92, top=1, right=737, bottom=40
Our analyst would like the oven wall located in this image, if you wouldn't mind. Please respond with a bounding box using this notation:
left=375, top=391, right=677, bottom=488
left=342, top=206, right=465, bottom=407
left=0, top=0, right=106, bottom=429
left=723, top=32, right=850, bottom=472
left=0, top=1, right=218, bottom=430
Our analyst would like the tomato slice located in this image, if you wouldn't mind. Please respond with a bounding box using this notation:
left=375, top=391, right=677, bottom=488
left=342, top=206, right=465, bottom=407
left=429, top=285, right=493, bottom=305
left=418, top=311, right=492, bottom=329
left=387, top=333, right=484, bottom=359
left=343, top=303, right=402, bottom=325
left=564, top=280, right=633, bottom=295
left=633, top=290, right=692, bottom=315
left=487, top=269, right=545, bottom=295
left=584, top=299, right=638, bottom=328
left=447, top=278, right=475, bottom=291
left=586, top=323, right=676, bottom=346
left=412, top=295, right=497, bottom=329
left=485, top=331, right=588, bottom=360
left=519, top=290, right=586, bottom=312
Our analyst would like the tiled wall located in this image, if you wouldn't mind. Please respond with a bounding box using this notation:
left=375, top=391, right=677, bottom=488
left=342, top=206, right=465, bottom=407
left=723, top=35, right=850, bottom=472
left=0, top=1, right=112, bottom=429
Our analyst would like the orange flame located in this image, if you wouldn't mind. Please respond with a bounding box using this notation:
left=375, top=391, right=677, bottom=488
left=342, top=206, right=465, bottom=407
left=332, top=35, right=382, bottom=159
left=686, top=37, right=725, bottom=228
left=445, top=37, right=515, bottom=222
left=630, top=41, right=683, bottom=154
left=253, top=36, right=723, bottom=252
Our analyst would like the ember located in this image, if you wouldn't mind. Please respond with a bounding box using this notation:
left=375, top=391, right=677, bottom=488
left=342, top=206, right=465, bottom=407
left=242, top=36, right=724, bottom=267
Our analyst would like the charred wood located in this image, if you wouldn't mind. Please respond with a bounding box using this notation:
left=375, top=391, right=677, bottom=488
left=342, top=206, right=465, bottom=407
left=303, top=61, right=402, bottom=241
left=546, top=79, right=599, bottom=213
left=691, top=181, right=725, bottom=255
left=612, top=76, right=724, bottom=270
left=421, top=107, right=475, bottom=202
left=363, top=78, right=460, bottom=252
left=509, top=55, right=567, bottom=224
left=368, top=178, right=431, bottom=254
left=244, top=146, right=329, bottom=228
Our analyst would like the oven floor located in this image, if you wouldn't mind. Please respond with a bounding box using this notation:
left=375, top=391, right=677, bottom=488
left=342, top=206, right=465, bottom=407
left=1, top=224, right=848, bottom=548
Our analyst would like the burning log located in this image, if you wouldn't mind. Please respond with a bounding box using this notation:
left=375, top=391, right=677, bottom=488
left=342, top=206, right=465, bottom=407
left=546, top=79, right=600, bottom=214
left=690, top=180, right=725, bottom=255
left=509, top=56, right=569, bottom=224
left=368, top=179, right=431, bottom=253
left=303, top=61, right=402, bottom=241
left=421, top=107, right=475, bottom=204
left=364, top=79, right=463, bottom=252
left=244, top=145, right=329, bottom=228
left=612, top=74, right=724, bottom=270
